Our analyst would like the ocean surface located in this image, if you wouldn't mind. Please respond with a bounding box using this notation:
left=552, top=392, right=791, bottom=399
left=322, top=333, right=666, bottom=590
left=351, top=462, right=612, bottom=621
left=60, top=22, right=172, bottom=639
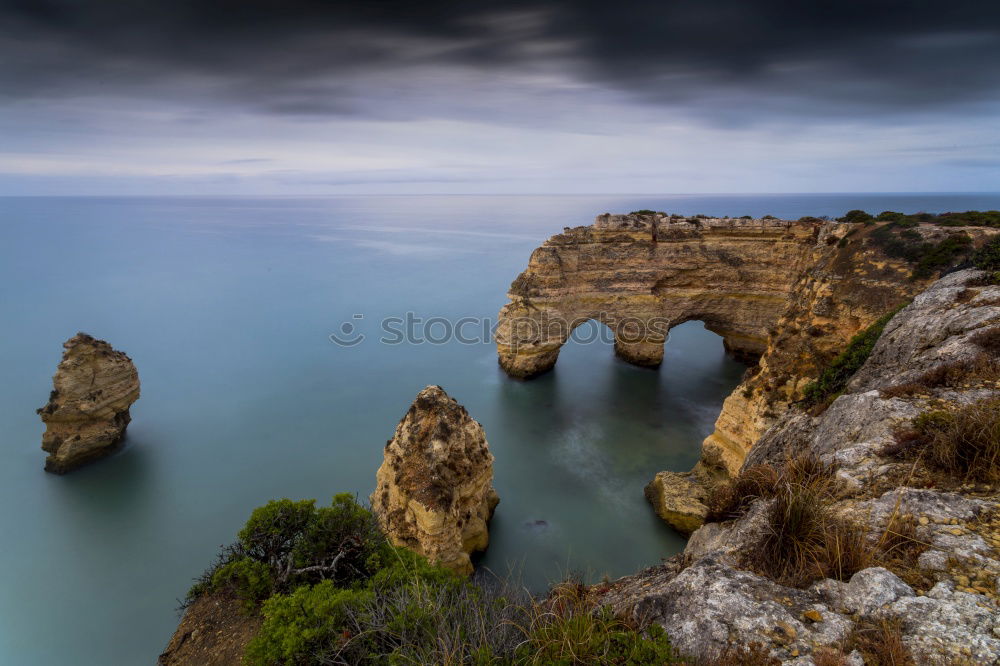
left=2, top=193, right=999, bottom=664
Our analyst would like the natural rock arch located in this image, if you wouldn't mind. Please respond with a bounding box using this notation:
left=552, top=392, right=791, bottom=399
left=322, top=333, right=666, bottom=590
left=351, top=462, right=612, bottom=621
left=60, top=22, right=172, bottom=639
left=495, top=213, right=818, bottom=379
left=495, top=211, right=936, bottom=476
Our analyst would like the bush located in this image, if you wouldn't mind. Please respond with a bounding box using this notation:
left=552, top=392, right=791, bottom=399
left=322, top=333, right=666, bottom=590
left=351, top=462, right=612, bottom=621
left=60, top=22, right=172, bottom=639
left=244, top=581, right=370, bottom=666
left=911, top=233, right=972, bottom=279
left=886, top=400, right=1000, bottom=482
left=188, top=494, right=391, bottom=606
left=188, top=494, right=685, bottom=665
left=801, top=305, right=906, bottom=409
left=838, top=209, right=873, bottom=224
left=211, top=558, right=274, bottom=610
left=973, top=236, right=1000, bottom=271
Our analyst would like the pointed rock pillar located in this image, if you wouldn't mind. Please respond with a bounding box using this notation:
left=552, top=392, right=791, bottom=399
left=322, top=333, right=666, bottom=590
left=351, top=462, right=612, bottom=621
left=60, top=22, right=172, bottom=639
left=371, top=385, right=499, bottom=576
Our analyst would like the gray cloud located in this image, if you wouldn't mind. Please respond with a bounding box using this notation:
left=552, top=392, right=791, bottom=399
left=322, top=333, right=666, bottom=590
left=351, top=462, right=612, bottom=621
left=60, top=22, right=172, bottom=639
left=2, top=0, right=999, bottom=122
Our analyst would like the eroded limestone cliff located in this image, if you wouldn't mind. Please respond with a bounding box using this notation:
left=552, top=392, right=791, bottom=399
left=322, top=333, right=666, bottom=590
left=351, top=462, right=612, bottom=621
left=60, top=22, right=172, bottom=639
left=597, top=269, right=1000, bottom=664
left=37, top=332, right=141, bottom=473
left=497, top=213, right=993, bottom=485
left=371, top=385, right=499, bottom=576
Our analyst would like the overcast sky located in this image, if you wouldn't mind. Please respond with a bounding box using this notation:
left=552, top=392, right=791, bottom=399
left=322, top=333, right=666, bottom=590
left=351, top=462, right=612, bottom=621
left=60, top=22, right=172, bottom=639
left=2, top=0, right=999, bottom=194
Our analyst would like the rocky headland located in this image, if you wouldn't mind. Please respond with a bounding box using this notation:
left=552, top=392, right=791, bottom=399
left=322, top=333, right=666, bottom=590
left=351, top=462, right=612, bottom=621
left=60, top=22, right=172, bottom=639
left=37, top=332, right=141, bottom=474
left=162, top=211, right=999, bottom=664
left=597, top=268, right=1000, bottom=664
left=496, top=212, right=997, bottom=499
left=371, top=385, right=499, bottom=576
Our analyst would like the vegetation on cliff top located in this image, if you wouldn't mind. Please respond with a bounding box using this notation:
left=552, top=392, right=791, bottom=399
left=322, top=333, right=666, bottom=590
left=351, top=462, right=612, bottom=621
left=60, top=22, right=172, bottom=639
left=187, top=495, right=684, bottom=665
left=837, top=209, right=1000, bottom=228
left=834, top=209, right=1000, bottom=280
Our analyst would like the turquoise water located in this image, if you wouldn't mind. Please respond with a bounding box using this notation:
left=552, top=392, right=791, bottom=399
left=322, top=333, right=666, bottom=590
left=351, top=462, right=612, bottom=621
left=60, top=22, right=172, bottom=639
left=2, top=193, right=999, bottom=664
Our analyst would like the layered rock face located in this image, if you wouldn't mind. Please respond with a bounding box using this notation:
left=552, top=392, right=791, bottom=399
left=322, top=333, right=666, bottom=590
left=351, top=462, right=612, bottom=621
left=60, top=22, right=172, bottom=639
left=597, top=270, right=1000, bottom=664
left=497, top=214, right=987, bottom=479
left=371, top=385, right=499, bottom=576
left=37, top=333, right=141, bottom=474
left=496, top=214, right=819, bottom=380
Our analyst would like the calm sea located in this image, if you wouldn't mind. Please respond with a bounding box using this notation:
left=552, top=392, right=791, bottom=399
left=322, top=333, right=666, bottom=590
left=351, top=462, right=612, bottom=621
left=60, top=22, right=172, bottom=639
left=2, top=193, right=999, bottom=664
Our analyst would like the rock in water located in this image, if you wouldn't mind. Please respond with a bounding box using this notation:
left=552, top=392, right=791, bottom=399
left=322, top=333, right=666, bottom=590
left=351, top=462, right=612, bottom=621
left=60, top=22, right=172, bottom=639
left=644, top=470, right=710, bottom=535
left=371, top=385, right=499, bottom=576
left=37, top=333, right=141, bottom=474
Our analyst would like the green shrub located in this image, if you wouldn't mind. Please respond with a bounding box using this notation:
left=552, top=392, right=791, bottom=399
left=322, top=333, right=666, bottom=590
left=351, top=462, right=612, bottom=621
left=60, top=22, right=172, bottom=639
left=801, top=304, right=906, bottom=408
left=839, top=209, right=873, bottom=224
left=869, top=223, right=974, bottom=279
left=189, top=494, right=686, bottom=665
left=911, top=233, right=972, bottom=279
left=973, top=236, right=1000, bottom=271
left=211, top=558, right=274, bottom=610
left=187, top=494, right=390, bottom=606
left=244, top=581, right=370, bottom=666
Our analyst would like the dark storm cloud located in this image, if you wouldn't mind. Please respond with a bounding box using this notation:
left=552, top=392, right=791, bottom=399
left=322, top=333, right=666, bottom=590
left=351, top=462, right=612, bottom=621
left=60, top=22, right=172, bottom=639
left=2, top=0, right=1000, bottom=119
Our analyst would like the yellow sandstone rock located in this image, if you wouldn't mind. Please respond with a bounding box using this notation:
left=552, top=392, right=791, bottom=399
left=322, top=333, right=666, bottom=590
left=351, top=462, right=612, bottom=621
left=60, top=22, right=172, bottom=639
left=37, top=332, right=141, bottom=474
left=371, top=386, right=499, bottom=576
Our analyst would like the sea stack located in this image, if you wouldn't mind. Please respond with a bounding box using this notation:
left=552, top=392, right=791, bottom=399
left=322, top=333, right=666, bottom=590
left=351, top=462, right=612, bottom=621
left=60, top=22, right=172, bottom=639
left=37, top=333, right=141, bottom=474
left=371, top=385, right=499, bottom=576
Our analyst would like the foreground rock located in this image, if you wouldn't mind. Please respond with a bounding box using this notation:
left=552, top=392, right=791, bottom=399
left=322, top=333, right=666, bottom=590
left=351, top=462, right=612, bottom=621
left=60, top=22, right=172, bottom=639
left=644, top=469, right=711, bottom=535
left=598, top=270, right=1000, bottom=664
left=371, top=385, right=499, bottom=576
left=37, top=333, right=141, bottom=473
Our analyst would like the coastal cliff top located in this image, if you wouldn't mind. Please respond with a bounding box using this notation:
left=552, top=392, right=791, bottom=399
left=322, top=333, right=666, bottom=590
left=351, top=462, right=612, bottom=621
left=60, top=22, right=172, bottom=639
left=593, top=212, right=801, bottom=231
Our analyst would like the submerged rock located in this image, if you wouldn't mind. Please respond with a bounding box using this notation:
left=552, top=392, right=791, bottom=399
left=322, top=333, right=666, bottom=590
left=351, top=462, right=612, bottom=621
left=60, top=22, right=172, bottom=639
left=37, top=333, right=141, bottom=474
left=371, top=385, right=499, bottom=576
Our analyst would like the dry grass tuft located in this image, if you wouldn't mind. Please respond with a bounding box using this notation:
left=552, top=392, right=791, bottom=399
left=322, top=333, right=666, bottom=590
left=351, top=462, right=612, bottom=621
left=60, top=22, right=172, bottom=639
left=971, top=326, right=1000, bottom=354
left=880, top=352, right=999, bottom=398
left=879, top=382, right=927, bottom=399
left=846, top=617, right=914, bottom=666
left=955, top=287, right=979, bottom=303
left=886, top=400, right=1000, bottom=483
left=872, top=513, right=933, bottom=589
left=696, top=642, right=780, bottom=666
left=811, top=647, right=851, bottom=666
left=705, top=465, right=781, bottom=523
left=747, top=478, right=873, bottom=587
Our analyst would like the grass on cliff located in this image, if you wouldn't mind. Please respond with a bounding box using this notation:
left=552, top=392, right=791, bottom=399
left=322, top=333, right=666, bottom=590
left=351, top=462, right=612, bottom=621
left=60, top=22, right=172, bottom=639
left=800, top=304, right=907, bottom=412
left=705, top=455, right=929, bottom=589
left=884, top=399, right=1000, bottom=483
left=186, top=495, right=686, bottom=665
